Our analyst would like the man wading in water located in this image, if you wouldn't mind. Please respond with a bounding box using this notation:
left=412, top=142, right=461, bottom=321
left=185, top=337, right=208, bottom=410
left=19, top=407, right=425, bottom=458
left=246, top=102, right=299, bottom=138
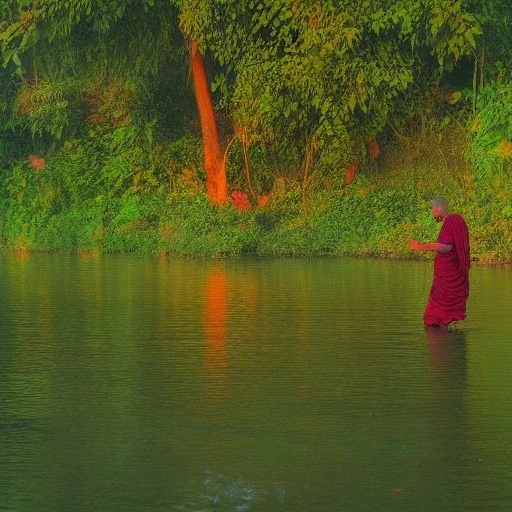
left=409, top=197, right=470, bottom=327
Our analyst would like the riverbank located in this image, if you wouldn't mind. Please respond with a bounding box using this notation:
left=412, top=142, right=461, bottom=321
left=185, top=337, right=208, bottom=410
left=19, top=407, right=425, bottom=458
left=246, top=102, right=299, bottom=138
left=1, top=160, right=511, bottom=264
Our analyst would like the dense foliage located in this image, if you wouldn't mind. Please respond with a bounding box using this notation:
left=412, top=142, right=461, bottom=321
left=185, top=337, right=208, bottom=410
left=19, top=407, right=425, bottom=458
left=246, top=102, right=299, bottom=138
left=1, top=0, right=512, bottom=260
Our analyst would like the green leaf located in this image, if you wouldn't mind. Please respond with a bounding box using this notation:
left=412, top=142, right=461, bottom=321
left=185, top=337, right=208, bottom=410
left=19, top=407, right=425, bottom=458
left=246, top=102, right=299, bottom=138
left=12, top=52, right=21, bottom=67
left=348, top=94, right=357, bottom=112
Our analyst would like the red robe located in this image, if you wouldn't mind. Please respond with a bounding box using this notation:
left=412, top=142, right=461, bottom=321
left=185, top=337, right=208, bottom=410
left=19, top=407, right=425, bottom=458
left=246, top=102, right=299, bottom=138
left=424, top=214, right=470, bottom=326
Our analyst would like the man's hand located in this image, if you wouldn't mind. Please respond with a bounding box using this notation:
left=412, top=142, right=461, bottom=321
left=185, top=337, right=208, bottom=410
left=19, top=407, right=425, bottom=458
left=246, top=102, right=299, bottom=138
left=409, top=239, right=421, bottom=251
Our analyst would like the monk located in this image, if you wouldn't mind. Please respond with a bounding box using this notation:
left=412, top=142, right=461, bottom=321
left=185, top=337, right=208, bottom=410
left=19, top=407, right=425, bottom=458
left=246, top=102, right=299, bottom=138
left=409, top=197, right=470, bottom=327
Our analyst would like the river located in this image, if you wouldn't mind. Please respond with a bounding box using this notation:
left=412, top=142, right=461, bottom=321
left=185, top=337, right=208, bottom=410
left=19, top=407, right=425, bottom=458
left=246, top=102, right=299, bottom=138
left=1, top=255, right=511, bottom=511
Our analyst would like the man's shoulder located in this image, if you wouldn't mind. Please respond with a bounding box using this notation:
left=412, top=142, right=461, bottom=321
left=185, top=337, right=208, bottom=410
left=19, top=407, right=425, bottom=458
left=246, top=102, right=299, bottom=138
left=448, top=213, right=467, bottom=223
left=447, top=213, right=469, bottom=233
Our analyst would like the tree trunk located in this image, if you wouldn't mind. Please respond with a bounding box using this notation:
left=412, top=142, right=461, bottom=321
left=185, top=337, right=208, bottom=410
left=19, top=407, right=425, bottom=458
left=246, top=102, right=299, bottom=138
left=190, top=39, right=227, bottom=204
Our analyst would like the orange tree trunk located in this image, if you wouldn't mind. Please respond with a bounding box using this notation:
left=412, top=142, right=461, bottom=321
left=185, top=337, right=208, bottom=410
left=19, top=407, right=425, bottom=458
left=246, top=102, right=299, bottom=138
left=190, top=39, right=227, bottom=204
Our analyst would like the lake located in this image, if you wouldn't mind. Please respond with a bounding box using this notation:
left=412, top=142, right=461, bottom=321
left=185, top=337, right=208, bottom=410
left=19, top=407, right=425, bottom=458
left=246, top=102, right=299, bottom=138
left=1, top=254, right=511, bottom=511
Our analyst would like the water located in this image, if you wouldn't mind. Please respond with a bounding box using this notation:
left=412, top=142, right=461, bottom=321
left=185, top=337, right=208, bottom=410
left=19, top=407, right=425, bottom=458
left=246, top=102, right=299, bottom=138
left=1, top=254, right=511, bottom=511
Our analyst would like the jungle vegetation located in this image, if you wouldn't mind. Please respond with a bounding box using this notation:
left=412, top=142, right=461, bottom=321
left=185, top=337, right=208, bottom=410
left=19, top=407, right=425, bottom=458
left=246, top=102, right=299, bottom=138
left=0, top=0, right=511, bottom=260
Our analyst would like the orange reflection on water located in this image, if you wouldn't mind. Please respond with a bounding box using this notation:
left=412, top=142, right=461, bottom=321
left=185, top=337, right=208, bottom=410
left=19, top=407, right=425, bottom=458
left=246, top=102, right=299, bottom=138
left=13, top=250, right=30, bottom=259
left=204, top=266, right=228, bottom=383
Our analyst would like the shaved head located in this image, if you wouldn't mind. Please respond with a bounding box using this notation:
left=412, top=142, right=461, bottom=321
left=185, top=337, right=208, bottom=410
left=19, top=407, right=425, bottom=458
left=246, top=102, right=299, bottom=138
left=431, top=197, right=449, bottom=212
left=431, top=197, right=449, bottom=222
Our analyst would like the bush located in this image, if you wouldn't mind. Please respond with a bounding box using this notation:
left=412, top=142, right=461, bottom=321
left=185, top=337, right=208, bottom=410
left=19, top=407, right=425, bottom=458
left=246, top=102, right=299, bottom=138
left=2, top=117, right=512, bottom=262
left=159, top=194, right=263, bottom=256
left=470, top=82, right=512, bottom=194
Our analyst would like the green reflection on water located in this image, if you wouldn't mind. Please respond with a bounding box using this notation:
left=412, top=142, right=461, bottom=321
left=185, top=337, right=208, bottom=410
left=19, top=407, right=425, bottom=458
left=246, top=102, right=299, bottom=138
left=0, top=255, right=511, bottom=511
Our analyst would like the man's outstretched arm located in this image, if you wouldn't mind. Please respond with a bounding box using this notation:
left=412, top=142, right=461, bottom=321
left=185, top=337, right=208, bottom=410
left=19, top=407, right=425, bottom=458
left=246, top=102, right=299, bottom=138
left=409, top=239, right=453, bottom=253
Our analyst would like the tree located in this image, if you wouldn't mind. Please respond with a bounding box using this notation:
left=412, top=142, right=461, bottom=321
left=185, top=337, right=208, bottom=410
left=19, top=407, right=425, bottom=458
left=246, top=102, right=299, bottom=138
left=0, top=0, right=229, bottom=202
left=188, top=38, right=226, bottom=203
left=1, top=0, right=483, bottom=201
left=461, top=0, right=512, bottom=111
left=201, top=0, right=482, bottom=188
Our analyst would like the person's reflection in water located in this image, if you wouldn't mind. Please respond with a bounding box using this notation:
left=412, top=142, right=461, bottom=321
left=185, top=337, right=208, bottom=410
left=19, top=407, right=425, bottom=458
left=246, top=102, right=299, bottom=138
left=203, top=265, right=229, bottom=401
left=426, top=326, right=468, bottom=419
left=424, top=326, right=469, bottom=508
left=426, top=326, right=467, bottom=375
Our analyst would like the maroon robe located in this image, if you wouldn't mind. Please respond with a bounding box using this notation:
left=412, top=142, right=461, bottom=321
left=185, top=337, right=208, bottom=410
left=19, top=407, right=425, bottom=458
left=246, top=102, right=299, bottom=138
left=424, top=214, right=470, bottom=326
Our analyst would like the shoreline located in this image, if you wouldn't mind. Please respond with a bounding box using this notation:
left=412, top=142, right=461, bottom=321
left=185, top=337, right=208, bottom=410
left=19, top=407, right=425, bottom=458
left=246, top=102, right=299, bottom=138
left=1, top=248, right=510, bottom=266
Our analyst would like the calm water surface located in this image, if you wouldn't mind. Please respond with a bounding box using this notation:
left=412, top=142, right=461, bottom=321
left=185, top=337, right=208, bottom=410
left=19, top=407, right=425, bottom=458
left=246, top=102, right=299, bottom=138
left=1, top=255, right=511, bottom=511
